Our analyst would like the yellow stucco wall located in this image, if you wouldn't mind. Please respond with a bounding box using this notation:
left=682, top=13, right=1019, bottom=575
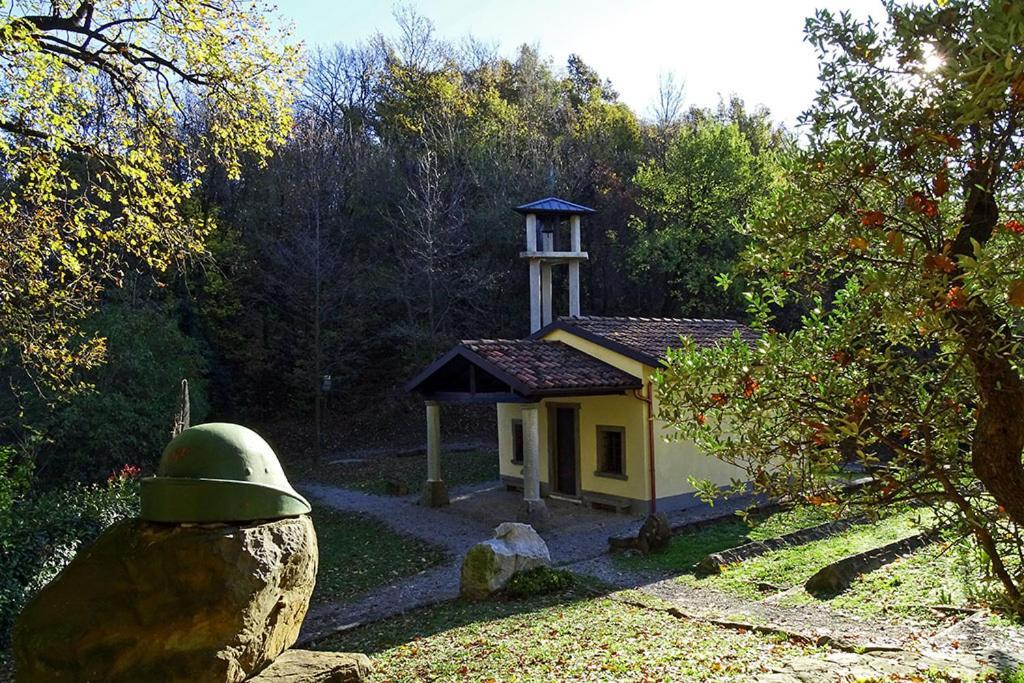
left=498, top=394, right=649, bottom=501
left=497, top=327, right=745, bottom=507
left=651, top=399, right=746, bottom=497
left=497, top=402, right=546, bottom=484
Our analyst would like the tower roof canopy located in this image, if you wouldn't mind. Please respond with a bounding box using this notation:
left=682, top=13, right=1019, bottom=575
left=513, top=197, right=596, bottom=216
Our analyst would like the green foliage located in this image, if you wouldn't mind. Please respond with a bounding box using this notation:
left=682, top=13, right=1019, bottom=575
left=655, top=0, right=1024, bottom=613
left=1003, top=665, right=1024, bottom=683
left=629, top=117, right=777, bottom=316
left=0, top=0, right=300, bottom=393
left=504, top=567, right=576, bottom=599
left=34, top=302, right=209, bottom=483
left=0, top=467, right=139, bottom=654
left=194, top=18, right=763, bottom=417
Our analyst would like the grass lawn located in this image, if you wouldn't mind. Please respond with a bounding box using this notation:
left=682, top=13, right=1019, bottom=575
left=613, top=504, right=982, bottom=621
left=614, top=504, right=843, bottom=574
left=300, top=449, right=498, bottom=495
left=311, top=506, right=448, bottom=606
left=676, top=508, right=931, bottom=600
left=781, top=540, right=971, bottom=621
left=315, top=584, right=821, bottom=682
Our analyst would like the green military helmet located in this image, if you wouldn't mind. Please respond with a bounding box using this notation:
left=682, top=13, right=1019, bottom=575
left=140, top=423, right=311, bottom=523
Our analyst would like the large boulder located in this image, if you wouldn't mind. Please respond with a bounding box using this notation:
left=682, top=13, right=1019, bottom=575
left=460, top=522, right=550, bottom=600
left=13, top=515, right=318, bottom=683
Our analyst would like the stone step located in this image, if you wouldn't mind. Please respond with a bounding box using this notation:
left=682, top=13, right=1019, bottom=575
left=249, top=649, right=370, bottom=682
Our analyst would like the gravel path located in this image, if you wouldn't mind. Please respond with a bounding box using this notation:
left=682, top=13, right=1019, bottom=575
left=297, top=480, right=1024, bottom=679
left=295, top=480, right=762, bottom=645
left=296, top=482, right=493, bottom=645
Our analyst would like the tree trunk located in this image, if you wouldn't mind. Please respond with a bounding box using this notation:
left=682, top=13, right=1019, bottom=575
left=952, top=168, right=1024, bottom=529
left=962, top=310, right=1024, bottom=529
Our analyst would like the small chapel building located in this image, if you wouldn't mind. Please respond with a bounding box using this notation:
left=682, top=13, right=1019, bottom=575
left=406, top=197, right=753, bottom=521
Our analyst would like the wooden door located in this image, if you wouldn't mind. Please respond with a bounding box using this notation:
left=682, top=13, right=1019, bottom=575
left=554, top=406, right=578, bottom=495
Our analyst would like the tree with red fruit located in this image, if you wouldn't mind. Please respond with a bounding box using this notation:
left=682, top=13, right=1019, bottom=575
left=658, top=0, right=1024, bottom=613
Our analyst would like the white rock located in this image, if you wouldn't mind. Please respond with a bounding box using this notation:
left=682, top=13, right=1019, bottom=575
left=460, top=522, right=551, bottom=599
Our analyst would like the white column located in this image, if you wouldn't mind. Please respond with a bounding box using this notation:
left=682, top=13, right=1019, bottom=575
left=568, top=261, right=581, bottom=317
left=518, top=402, right=548, bottom=526
left=525, top=213, right=538, bottom=251
left=569, top=215, right=582, bottom=317
left=423, top=400, right=448, bottom=506
left=521, top=404, right=541, bottom=502
left=426, top=400, right=441, bottom=481
left=529, top=259, right=541, bottom=333
left=541, top=263, right=553, bottom=326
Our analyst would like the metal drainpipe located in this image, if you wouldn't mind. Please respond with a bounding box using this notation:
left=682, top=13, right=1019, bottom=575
left=632, top=382, right=657, bottom=513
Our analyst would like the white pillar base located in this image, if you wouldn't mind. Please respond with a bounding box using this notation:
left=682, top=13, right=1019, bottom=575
left=422, top=479, right=449, bottom=507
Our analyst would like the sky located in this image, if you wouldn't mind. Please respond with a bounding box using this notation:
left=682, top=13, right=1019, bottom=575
left=275, top=0, right=887, bottom=128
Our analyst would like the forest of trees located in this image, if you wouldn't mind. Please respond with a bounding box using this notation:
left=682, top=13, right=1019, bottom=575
left=4, top=0, right=1024, bottom=647
left=0, top=8, right=789, bottom=640
left=1, top=8, right=787, bottom=488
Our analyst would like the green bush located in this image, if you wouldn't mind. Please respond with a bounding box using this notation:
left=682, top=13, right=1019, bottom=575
left=505, top=567, right=576, bottom=599
left=1001, top=665, right=1024, bottom=683
left=0, top=463, right=139, bottom=655
left=37, top=302, right=209, bottom=484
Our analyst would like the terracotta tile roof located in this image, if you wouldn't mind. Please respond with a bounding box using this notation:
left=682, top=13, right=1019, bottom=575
left=546, top=316, right=756, bottom=364
left=461, top=339, right=640, bottom=394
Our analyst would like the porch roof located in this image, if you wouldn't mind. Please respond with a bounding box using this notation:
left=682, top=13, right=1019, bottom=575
left=405, top=338, right=641, bottom=403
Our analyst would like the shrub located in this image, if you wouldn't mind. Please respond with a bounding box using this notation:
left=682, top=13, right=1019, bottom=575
left=0, top=465, right=140, bottom=655
left=34, top=302, right=209, bottom=485
left=505, top=567, right=576, bottom=599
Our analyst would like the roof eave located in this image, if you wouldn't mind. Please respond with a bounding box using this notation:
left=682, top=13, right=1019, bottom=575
left=512, top=196, right=597, bottom=216
left=530, top=319, right=662, bottom=367
left=405, top=345, right=535, bottom=396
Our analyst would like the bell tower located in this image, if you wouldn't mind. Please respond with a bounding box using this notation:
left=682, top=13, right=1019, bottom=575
left=513, top=197, right=594, bottom=332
